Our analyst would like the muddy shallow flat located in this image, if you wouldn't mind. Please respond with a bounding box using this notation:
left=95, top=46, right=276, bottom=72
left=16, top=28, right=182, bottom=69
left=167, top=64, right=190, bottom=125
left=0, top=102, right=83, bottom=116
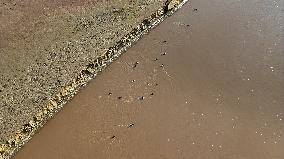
left=15, top=0, right=284, bottom=158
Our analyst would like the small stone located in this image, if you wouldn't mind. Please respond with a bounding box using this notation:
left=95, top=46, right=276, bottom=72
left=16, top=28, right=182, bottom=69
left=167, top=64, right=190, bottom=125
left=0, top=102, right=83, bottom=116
left=161, top=52, right=167, bottom=56
left=193, top=8, right=198, bottom=11
left=108, top=92, right=112, bottom=95
left=111, top=135, right=116, bottom=139
left=139, top=96, right=145, bottom=100
left=50, top=100, right=57, bottom=107
left=162, top=40, right=167, bottom=43
left=154, top=58, right=158, bottom=61
left=168, top=0, right=180, bottom=10
left=118, top=96, right=122, bottom=100
left=160, top=64, right=164, bottom=67
left=150, top=93, right=154, bottom=96
left=128, top=123, right=134, bottom=128
left=133, top=61, right=139, bottom=68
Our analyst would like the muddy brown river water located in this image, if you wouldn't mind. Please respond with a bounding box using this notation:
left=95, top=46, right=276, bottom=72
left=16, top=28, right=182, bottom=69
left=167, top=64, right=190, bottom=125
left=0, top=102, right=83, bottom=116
left=14, top=0, right=284, bottom=158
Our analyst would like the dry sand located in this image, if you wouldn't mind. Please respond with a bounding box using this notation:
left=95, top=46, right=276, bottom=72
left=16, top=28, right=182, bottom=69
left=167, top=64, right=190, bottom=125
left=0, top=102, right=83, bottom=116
left=14, top=0, right=284, bottom=158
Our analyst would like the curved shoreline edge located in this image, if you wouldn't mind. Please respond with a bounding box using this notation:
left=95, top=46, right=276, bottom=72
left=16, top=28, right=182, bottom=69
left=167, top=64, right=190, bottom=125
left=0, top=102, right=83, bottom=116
left=0, top=0, right=189, bottom=158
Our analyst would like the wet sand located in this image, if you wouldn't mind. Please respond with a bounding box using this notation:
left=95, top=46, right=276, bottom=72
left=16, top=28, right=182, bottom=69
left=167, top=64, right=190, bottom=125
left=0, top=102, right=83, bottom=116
left=15, top=0, right=284, bottom=159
